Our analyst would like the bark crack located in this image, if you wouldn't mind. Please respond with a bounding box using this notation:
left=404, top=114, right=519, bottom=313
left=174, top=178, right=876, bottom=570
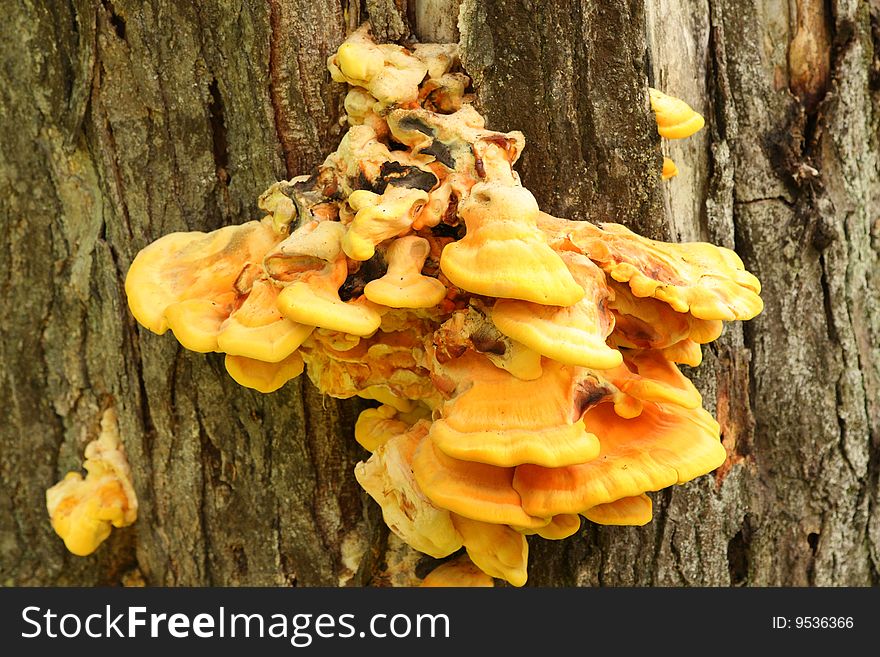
left=95, top=94, right=133, bottom=238
left=101, top=0, right=127, bottom=41
left=268, top=0, right=295, bottom=176
left=733, top=195, right=795, bottom=208
left=196, top=419, right=215, bottom=586
left=817, top=252, right=840, bottom=343
left=649, top=487, right=672, bottom=584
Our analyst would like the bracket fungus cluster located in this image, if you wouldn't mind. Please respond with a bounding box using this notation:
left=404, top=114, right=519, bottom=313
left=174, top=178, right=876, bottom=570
left=116, top=25, right=763, bottom=585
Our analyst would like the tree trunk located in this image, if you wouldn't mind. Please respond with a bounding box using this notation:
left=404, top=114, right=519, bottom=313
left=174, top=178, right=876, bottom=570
left=1, top=0, right=877, bottom=587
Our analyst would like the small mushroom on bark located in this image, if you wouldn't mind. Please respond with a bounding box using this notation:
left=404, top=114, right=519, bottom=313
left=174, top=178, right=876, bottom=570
left=46, top=408, right=137, bottom=556
left=649, top=88, right=706, bottom=139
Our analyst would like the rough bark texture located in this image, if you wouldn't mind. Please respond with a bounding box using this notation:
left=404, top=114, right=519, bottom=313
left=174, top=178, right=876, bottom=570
left=1, top=0, right=877, bottom=587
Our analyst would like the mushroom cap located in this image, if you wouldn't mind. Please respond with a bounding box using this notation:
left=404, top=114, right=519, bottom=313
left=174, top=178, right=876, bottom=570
left=355, top=422, right=463, bottom=558
left=258, top=181, right=299, bottom=232
left=125, top=219, right=279, bottom=337
left=275, top=253, right=382, bottom=337
left=412, top=178, right=454, bottom=229
left=513, top=400, right=726, bottom=517
left=336, top=42, right=385, bottom=85
left=451, top=514, right=529, bottom=587
left=491, top=252, right=623, bottom=369
left=47, top=475, right=129, bottom=556
left=364, top=236, right=447, bottom=308
left=356, top=385, right=416, bottom=412
left=661, top=157, right=679, bottom=180
left=485, top=339, right=543, bottom=381
left=604, top=350, right=703, bottom=410
left=582, top=493, right=653, bottom=526
left=354, top=405, right=411, bottom=452
left=343, top=88, right=381, bottom=127
left=277, top=281, right=382, bottom=336
left=441, top=183, right=584, bottom=305
left=608, top=281, right=723, bottom=350
left=343, top=187, right=429, bottom=262
left=163, top=298, right=231, bottom=353
left=224, top=351, right=304, bottom=393
left=649, top=88, right=705, bottom=139
left=217, top=279, right=315, bottom=362
left=276, top=218, right=346, bottom=263
left=516, top=513, right=582, bottom=540
left=688, top=317, right=724, bottom=344
left=563, top=219, right=763, bottom=321
left=429, top=355, right=601, bottom=468
left=660, top=338, right=704, bottom=367
left=412, top=435, right=549, bottom=529
left=327, top=25, right=428, bottom=106
left=420, top=555, right=495, bottom=587
left=410, top=43, right=460, bottom=82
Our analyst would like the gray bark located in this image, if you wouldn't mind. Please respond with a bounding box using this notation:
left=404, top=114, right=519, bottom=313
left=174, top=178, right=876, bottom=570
left=0, top=0, right=877, bottom=587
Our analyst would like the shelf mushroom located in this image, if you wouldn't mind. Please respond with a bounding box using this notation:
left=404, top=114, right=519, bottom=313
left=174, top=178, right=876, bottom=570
left=514, top=401, right=726, bottom=517
left=125, top=219, right=282, bottom=352
left=440, top=182, right=584, bottom=306
left=490, top=251, right=622, bottom=369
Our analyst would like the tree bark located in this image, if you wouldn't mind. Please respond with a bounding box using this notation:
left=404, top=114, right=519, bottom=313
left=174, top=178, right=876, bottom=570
left=1, top=0, right=877, bottom=587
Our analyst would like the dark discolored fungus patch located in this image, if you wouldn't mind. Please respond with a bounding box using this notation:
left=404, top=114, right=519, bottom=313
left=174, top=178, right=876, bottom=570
left=419, top=140, right=456, bottom=169
left=396, top=115, right=435, bottom=136
left=374, top=162, right=438, bottom=193
left=338, top=251, right=388, bottom=301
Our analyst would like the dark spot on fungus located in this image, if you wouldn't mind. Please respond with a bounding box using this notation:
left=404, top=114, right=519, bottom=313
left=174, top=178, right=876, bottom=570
left=419, top=140, right=456, bottom=169
left=430, top=221, right=464, bottom=239
left=290, top=170, right=320, bottom=194
left=397, top=115, right=435, bottom=136
left=442, top=193, right=460, bottom=224
left=374, top=162, right=438, bottom=193
left=573, top=378, right=612, bottom=417
left=473, top=147, right=486, bottom=178
left=355, top=169, right=374, bottom=192
left=339, top=251, right=388, bottom=301
left=470, top=331, right=506, bottom=355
